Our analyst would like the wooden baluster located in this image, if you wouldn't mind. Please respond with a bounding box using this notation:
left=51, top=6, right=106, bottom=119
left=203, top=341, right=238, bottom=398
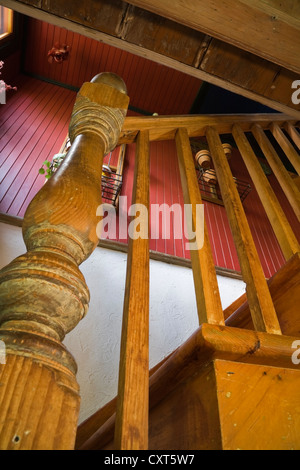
left=0, top=73, right=129, bottom=450
left=284, top=122, right=300, bottom=151
left=114, top=130, right=150, bottom=450
left=232, top=124, right=300, bottom=261
left=271, top=123, right=300, bottom=175
left=175, top=128, right=224, bottom=326
left=206, top=126, right=281, bottom=335
left=252, top=124, right=300, bottom=221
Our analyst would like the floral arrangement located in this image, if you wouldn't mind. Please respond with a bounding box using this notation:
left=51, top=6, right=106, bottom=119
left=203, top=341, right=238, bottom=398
left=47, top=43, right=70, bottom=64
left=0, top=61, right=17, bottom=100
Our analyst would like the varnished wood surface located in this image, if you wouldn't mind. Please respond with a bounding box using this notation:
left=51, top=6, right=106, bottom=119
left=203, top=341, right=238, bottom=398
left=216, top=360, right=300, bottom=450
left=285, top=123, right=300, bottom=150
left=77, top=323, right=300, bottom=450
left=118, top=113, right=298, bottom=144
left=114, top=130, right=150, bottom=450
left=206, top=126, right=281, bottom=335
left=232, top=124, right=300, bottom=260
left=252, top=124, right=300, bottom=221
left=271, top=123, right=300, bottom=176
left=225, top=252, right=300, bottom=337
left=125, top=0, right=300, bottom=73
left=0, top=73, right=129, bottom=450
left=149, top=359, right=300, bottom=450
left=175, top=127, right=224, bottom=326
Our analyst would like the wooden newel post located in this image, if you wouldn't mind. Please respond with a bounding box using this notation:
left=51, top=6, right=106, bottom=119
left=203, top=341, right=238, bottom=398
left=0, top=73, right=129, bottom=450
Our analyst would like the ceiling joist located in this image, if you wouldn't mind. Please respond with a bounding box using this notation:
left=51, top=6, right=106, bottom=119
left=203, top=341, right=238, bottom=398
left=1, top=0, right=300, bottom=119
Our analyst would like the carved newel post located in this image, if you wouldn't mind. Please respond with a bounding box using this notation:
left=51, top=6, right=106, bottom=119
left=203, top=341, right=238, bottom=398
left=0, top=73, right=129, bottom=450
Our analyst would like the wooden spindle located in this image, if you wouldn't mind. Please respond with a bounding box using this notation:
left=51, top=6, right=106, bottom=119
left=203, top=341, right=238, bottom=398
left=206, top=126, right=281, bottom=335
left=284, top=122, right=300, bottom=151
left=271, top=123, right=300, bottom=175
left=232, top=124, right=300, bottom=261
left=114, top=130, right=150, bottom=450
left=0, top=73, right=129, bottom=450
left=252, top=124, right=300, bottom=221
left=175, top=128, right=224, bottom=326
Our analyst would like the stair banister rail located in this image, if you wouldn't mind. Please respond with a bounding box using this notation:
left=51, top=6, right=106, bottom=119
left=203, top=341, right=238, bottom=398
left=0, top=72, right=129, bottom=450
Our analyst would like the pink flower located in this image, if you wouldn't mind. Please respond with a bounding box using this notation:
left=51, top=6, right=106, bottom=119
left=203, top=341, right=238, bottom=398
left=0, top=60, right=17, bottom=100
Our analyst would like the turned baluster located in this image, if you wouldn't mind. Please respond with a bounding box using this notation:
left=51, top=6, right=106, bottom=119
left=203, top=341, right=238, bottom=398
left=0, top=73, right=129, bottom=450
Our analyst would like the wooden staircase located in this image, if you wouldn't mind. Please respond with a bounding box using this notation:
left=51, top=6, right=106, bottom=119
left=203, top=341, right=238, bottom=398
left=0, top=73, right=299, bottom=450
left=75, top=252, right=300, bottom=450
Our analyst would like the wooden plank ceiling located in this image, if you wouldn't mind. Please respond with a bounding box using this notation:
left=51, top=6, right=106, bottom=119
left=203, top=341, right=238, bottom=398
left=2, top=0, right=300, bottom=118
left=23, top=17, right=201, bottom=116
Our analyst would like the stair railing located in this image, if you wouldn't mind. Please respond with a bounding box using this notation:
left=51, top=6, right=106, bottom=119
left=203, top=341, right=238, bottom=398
left=0, top=73, right=299, bottom=450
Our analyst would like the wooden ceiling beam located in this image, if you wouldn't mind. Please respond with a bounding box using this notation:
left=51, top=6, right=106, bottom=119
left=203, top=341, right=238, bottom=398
left=125, top=0, right=300, bottom=74
left=2, top=0, right=300, bottom=119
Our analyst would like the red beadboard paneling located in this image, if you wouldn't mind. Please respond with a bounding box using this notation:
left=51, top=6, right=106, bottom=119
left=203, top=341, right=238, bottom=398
left=0, top=76, right=76, bottom=217
left=103, top=141, right=300, bottom=278
left=24, top=17, right=201, bottom=116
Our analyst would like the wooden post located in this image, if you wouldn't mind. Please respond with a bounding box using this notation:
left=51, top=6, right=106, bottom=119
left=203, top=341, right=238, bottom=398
left=175, top=128, right=224, bottom=326
left=0, top=73, right=129, bottom=450
left=252, top=124, right=300, bottom=221
left=284, top=122, right=300, bottom=151
left=270, top=123, right=300, bottom=175
left=232, top=124, right=300, bottom=260
left=206, top=126, right=281, bottom=335
left=114, top=130, right=150, bottom=450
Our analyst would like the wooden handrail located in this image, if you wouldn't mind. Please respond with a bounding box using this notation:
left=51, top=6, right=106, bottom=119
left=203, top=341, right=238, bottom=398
left=118, top=113, right=298, bottom=144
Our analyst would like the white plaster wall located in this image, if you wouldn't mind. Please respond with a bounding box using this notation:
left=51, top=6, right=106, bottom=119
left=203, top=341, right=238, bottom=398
left=0, top=222, right=246, bottom=424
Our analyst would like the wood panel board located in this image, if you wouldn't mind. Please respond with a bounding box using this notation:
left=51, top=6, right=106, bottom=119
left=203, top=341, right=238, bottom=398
left=121, top=7, right=208, bottom=66
left=41, top=0, right=128, bottom=37
left=124, top=0, right=300, bottom=73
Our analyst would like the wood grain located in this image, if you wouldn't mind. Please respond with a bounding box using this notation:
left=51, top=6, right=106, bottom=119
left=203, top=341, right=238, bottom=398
left=175, top=128, right=224, bottom=326
left=119, top=113, right=297, bottom=144
left=271, top=123, right=300, bottom=175
left=232, top=123, right=300, bottom=260
left=225, top=252, right=300, bottom=337
left=285, top=123, right=300, bottom=150
left=252, top=123, right=300, bottom=221
left=124, top=0, right=300, bottom=73
left=0, top=73, right=129, bottom=450
left=114, top=130, right=150, bottom=450
left=206, top=126, right=281, bottom=334
left=77, top=324, right=300, bottom=449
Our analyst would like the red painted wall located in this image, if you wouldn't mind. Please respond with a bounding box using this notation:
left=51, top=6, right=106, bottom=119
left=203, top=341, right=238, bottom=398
left=24, top=17, right=201, bottom=116
left=105, top=140, right=300, bottom=278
